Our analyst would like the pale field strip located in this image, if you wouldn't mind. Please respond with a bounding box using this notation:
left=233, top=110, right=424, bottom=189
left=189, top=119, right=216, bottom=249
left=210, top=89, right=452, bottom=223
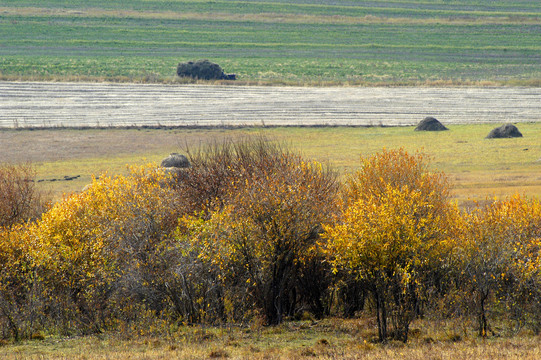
left=1, top=82, right=540, bottom=128
left=3, top=6, right=540, bottom=25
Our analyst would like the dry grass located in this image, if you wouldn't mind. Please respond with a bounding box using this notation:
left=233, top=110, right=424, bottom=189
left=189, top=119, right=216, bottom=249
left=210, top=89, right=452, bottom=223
left=0, top=72, right=519, bottom=87
left=0, top=127, right=251, bottom=198
left=1, top=317, right=540, bottom=359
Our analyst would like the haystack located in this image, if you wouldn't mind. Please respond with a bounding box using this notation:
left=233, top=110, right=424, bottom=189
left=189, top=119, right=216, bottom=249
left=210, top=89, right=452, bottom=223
left=486, top=124, right=523, bottom=139
left=161, top=153, right=190, bottom=168
left=177, top=60, right=234, bottom=80
left=415, top=117, right=448, bottom=131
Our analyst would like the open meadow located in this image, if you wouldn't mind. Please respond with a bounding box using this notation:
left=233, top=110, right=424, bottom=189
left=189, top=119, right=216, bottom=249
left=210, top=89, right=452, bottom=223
left=1, top=123, right=540, bottom=205
left=1, top=0, right=541, bottom=84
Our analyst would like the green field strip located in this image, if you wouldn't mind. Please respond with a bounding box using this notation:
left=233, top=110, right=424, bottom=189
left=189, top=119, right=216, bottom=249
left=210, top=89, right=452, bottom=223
left=2, top=1, right=541, bottom=19
left=2, top=58, right=540, bottom=84
left=3, top=16, right=540, bottom=50
left=6, top=37, right=541, bottom=55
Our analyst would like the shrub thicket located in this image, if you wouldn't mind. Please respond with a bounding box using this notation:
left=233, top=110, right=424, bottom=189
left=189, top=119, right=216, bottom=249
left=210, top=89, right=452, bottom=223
left=1, top=166, right=180, bottom=338
left=174, top=139, right=339, bottom=324
left=1, top=143, right=541, bottom=343
left=453, top=196, right=541, bottom=336
left=324, top=149, right=457, bottom=342
left=0, top=163, right=48, bottom=340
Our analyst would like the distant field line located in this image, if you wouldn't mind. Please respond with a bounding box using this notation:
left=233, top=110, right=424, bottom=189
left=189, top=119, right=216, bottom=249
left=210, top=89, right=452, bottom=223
left=2, top=7, right=541, bottom=26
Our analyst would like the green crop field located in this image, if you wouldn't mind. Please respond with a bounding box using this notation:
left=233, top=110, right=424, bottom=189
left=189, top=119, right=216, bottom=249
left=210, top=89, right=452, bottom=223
left=1, top=0, right=541, bottom=84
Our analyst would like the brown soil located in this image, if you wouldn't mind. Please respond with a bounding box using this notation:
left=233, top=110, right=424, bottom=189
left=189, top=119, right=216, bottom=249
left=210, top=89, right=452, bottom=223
left=0, top=128, right=246, bottom=164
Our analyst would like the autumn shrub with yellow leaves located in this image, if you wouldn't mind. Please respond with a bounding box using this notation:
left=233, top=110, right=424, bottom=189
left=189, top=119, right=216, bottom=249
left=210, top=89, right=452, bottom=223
left=323, top=149, right=458, bottom=342
left=453, top=195, right=541, bottom=337
left=1, top=165, right=180, bottom=338
left=33, top=165, right=182, bottom=332
left=322, top=149, right=541, bottom=343
left=0, top=224, right=39, bottom=341
left=177, top=138, right=339, bottom=325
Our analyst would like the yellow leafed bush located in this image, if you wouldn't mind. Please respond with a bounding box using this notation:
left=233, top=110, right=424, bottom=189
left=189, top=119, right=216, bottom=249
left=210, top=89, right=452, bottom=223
left=2, top=144, right=541, bottom=343
left=453, top=195, right=541, bottom=336
left=179, top=139, right=339, bottom=325
left=324, top=148, right=457, bottom=342
left=1, top=165, right=180, bottom=336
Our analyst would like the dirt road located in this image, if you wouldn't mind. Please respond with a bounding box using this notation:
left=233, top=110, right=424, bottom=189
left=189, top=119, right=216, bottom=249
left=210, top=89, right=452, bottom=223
left=1, top=82, right=540, bottom=128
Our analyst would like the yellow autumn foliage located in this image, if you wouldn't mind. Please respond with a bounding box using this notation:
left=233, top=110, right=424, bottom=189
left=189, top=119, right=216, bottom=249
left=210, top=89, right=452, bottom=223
left=181, top=144, right=339, bottom=325
left=454, top=195, right=541, bottom=336
left=0, top=165, right=179, bottom=335
left=2, top=144, right=541, bottom=341
left=325, top=184, right=445, bottom=283
left=323, top=148, right=456, bottom=342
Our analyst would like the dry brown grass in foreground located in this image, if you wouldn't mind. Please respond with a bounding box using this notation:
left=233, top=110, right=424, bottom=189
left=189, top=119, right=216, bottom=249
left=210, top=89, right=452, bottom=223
left=2, top=318, right=541, bottom=360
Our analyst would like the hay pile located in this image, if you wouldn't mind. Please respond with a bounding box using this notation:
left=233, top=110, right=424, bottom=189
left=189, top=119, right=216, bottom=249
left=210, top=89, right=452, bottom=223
left=415, top=117, right=448, bottom=131
left=177, top=60, right=235, bottom=80
left=161, top=153, right=190, bottom=168
left=486, top=124, right=523, bottom=139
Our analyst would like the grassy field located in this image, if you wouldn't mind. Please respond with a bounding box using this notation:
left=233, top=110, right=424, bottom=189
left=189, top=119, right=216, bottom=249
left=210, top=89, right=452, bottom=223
left=1, top=0, right=541, bottom=84
left=1, top=124, right=540, bottom=204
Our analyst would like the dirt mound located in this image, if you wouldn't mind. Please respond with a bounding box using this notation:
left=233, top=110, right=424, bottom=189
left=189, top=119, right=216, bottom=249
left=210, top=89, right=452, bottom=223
left=414, top=117, right=448, bottom=131
left=486, top=124, right=523, bottom=139
left=161, top=153, right=190, bottom=168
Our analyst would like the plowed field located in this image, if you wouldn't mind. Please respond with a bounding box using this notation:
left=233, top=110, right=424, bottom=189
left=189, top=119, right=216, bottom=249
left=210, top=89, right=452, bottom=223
left=1, top=82, right=540, bottom=128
